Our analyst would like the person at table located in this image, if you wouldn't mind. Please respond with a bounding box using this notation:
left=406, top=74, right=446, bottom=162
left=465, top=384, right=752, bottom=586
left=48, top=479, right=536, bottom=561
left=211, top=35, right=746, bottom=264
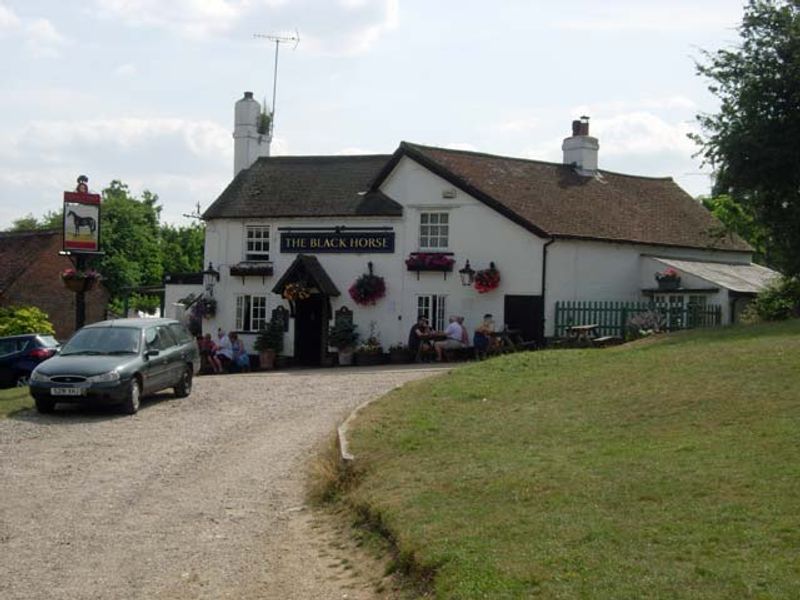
left=456, top=315, right=469, bottom=346
left=229, top=332, right=250, bottom=372
left=408, top=316, right=432, bottom=361
left=434, top=316, right=466, bottom=361
left=199, top=333, right=222, bottom=374
left=473, top=313, right=496, bottom=359
left=216, top=328, right=234, bottom=372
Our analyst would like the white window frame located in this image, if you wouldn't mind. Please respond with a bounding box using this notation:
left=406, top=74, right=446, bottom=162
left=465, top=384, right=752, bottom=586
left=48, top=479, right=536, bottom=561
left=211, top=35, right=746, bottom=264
left=235, top=294, right=268, bottom=332
left=416, top=294, right=447, bottom=331
left=244, top=225, right=270, bottom=261
left=418, top=211, right=449, bottom=250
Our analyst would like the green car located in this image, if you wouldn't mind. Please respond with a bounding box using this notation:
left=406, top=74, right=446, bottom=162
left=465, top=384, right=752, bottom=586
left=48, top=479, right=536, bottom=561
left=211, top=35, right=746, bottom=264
left=29, top=318, right=200, bottom=415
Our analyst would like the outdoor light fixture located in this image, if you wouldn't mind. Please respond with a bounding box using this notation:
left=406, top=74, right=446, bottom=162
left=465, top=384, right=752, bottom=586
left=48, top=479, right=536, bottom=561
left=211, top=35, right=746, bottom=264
left=202, top=261, right=220, bottom=295
left=459, top=259, right=476, bottom=286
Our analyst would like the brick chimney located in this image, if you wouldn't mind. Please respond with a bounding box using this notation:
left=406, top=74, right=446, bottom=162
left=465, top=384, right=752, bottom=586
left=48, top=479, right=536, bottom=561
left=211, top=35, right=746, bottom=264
left=562, top=115, right=598, bottom=175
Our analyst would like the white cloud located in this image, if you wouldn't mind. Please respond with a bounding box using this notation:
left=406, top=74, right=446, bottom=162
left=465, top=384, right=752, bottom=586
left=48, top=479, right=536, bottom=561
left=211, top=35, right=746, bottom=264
left=92, top=0, right=249, bottom=37
left=496, top=117, right=540, bottom=134
left=114, top=63, right=138, bottom=77
left=0, top=3, right=20, bottom=32
left=24, top=18, right=67, bottom=57
left=552, top=4, right=740, bottom=32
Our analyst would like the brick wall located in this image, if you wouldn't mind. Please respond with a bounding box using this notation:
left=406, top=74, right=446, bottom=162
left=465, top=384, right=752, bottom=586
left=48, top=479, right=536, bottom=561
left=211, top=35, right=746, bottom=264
left=1, top=234, right=109, bottom=340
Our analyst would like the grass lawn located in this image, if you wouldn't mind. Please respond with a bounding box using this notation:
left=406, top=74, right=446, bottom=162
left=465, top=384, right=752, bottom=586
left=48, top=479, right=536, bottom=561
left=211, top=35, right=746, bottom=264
left=344, top=321, right=800, bottom=599
left=0, top=386, right=33, bottom=418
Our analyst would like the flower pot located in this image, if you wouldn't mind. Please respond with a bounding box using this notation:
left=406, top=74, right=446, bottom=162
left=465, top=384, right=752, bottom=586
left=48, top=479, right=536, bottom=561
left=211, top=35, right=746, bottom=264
left=259, top=349, right=276, bottom=370
left=63, top=277, right=95, bottom=293
left=389, top=349, right=411, bottom=364
left=355, top=352, right=385, bottom=366
left=657, top=277, right=681, bottom=291
left=337, top=349, right=354, bottom=366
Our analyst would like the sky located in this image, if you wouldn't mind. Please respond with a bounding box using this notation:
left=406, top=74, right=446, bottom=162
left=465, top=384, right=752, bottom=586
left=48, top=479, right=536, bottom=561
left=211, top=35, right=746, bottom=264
left=0, top=0, right=747, bottom=230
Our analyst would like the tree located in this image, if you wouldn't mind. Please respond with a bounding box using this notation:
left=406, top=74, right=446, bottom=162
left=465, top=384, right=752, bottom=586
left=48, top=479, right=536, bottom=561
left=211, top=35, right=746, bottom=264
left=7, top=210, right=62, bottom=232
left=160, top=222, right=205, bottom=274
left=0, top=306, right=55, bottom=336
left=700, top=194, right=770, bottom=264
left=694, top=0, right=800, bottom=276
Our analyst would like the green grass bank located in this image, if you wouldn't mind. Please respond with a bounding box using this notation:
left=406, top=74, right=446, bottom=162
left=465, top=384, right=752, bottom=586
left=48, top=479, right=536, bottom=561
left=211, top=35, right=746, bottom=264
left=0, top=386, right=32, bottom=418
left=344, top=321, right=800, bottom=598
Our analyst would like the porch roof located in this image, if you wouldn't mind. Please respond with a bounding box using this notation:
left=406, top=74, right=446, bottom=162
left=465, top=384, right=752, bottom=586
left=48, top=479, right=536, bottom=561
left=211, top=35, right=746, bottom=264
left=651, top=257, right=780, bottom=294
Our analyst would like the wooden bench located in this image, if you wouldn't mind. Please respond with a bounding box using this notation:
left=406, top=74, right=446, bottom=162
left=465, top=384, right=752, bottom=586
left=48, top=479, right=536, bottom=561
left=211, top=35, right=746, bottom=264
left=592, top=335, right=623, bottom=348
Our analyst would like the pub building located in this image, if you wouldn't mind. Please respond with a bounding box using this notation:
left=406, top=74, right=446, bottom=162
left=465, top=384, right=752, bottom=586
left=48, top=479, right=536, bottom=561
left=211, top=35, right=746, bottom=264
left=166, top=92, right=775, bottom=366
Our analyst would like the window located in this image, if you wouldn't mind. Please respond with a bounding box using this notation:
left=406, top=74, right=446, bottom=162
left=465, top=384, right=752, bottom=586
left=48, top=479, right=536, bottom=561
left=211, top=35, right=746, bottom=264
left=245, top=225, right=270, bottom=261
left=146, top=326, right=177, bottom=351
left=417, top=295, right=447, bottom=331
left=419, top=212, right=449, bottom=249
left=235, top=295, right=268, bottom=332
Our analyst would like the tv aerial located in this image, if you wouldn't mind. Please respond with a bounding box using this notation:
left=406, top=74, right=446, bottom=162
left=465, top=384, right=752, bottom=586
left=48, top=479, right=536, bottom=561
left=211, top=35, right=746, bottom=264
left=253, top=30, right=300, bottom=137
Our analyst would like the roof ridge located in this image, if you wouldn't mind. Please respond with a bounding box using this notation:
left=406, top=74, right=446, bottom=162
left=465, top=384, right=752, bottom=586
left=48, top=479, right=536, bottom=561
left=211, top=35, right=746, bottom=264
left=252, top=154, right=392, bottom=164
left=400, top=141, right=675, bottom=182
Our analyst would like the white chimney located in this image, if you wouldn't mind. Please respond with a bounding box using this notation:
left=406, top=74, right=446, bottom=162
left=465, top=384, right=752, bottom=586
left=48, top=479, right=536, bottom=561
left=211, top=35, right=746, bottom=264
left=233, top=91, right=271, bottom=176
left=562, top=116, right=598, bottom=175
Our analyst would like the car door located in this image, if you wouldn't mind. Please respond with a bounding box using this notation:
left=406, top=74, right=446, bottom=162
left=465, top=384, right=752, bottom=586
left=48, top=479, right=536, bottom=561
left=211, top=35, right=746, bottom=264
left=155, top=325, right=183, bottom=388
left=142, top=326, right=173, bottom=393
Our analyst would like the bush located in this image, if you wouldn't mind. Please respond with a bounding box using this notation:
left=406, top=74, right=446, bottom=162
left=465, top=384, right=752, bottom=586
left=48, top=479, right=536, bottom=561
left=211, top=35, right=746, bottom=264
left=254, top=318, right=284, bottom=354
left=0, top=306, right=55, bottom=336
left=328, top=320, right=359, bottom=350
left=745, top=277, right=800, bottom=321
left=625, top=310, right=665, bottom=340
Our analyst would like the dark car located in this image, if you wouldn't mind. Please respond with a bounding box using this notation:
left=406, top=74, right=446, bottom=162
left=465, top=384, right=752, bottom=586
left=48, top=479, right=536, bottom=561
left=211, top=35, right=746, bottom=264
left=0, top=334, right=60, bottom=388
left=29, top=318, right=200, bottom=415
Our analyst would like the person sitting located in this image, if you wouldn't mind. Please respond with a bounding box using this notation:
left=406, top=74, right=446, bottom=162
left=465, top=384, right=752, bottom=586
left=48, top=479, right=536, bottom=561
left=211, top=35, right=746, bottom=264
left=408, top=316, right=432, bottom=362
left=457, top=315, right=470, bottom=346
left=199, top=333, right=222, bottom=374
left=473, top=313, right=496, bottom=359
left=434, top=316, right=466, bottom=362
left=229, top=332, right=250, bottom=372
left=215, top=328, right=234, bottom=372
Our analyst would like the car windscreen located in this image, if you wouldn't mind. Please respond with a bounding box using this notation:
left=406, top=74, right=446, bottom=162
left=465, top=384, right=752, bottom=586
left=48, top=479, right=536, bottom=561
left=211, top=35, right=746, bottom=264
left=37, top=335, right=59, bottom=348
left=60, top=327, right=141, bottom=355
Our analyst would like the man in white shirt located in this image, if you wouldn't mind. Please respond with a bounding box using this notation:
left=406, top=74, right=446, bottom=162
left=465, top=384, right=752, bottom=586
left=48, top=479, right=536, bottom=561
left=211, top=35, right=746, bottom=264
left=216, top=328, right=234, bottom=370
left=434, top=316, right=466, bottom=361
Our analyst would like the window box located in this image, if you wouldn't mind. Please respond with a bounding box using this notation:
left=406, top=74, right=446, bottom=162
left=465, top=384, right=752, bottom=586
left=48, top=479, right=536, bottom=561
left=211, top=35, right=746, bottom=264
left=405, top=252, right=455, bottom=272
left=230, top=262, right=274, bottom=283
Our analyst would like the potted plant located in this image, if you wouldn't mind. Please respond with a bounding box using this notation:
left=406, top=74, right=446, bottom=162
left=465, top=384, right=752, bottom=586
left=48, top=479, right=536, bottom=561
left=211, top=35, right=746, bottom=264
left=405, top=252, right=455, bottom=272
left=60, top=268, right=100, bottom=293
left=356, top=336, right=385, bottom=366
left=328, top=320, right=359, bottom=366
left=348, top=263, right=387, bottom=306
left=190, top=296, right=217, bottom=320
left=655, top=267, right=681, bottom=290
left=253, top=318, right=284, bottom=370
left=388, top=343, right=411, bottom=364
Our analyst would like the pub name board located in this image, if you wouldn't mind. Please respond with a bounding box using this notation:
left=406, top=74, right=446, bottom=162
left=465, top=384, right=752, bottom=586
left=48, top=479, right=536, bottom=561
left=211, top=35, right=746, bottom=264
left=280, top=231, right=395, bottom=254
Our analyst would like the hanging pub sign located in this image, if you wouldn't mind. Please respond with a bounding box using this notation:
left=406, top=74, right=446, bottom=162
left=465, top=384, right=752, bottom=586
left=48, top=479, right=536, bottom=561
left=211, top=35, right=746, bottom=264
left=280, top=230, right=394, bottom=254
left=63, top=175, right=101, bottom=253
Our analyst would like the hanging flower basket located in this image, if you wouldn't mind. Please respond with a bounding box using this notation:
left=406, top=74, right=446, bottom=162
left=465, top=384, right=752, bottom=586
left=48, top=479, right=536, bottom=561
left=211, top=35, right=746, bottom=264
left=282, top=282, right=312, bottom=302
left=655, top=267, right=681, bottom=290
left=190, top=297, right=217, bottom=320
left=405, top=252, right=455, bottom=272
left=60, top=268, right=100, bottom=293
left=474, top=263, right=500, bottom=294
left=349, top=263, right=386, bottom=306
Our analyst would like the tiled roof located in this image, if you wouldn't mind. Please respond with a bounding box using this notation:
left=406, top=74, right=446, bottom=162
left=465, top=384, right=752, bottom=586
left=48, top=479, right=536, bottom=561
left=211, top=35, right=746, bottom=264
left=377, top=142, right=752, bottom=252
left=652, top=257, right=779, bottom=294
left=203, top=155, right=401, bottom=220
left=272, top=254, right=340, bottom=297
left=0, top=230, right=57, bottom=293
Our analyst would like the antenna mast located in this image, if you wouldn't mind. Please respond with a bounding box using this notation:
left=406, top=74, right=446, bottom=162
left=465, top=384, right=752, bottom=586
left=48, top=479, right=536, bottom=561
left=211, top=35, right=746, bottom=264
left=253, top=30, right=299, bottom=137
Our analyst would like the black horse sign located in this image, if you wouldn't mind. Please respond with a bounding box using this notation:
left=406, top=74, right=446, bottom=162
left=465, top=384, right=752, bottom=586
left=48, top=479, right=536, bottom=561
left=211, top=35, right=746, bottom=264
left=63, top=176, right=101, bottom=252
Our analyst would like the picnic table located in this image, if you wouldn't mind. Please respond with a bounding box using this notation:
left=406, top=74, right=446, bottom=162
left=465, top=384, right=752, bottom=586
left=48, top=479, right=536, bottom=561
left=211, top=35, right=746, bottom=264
left=566, top=324, right=599, bottom=343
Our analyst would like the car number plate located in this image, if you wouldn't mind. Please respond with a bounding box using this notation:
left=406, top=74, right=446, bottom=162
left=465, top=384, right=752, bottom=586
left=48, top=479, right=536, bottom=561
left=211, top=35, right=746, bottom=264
left=51, top=387, right=85, bottom=396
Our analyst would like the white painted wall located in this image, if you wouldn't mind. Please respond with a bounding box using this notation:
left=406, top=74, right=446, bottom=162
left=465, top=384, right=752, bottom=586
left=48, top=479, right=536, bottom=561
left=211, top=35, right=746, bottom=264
left=204, top=155, right=545, bottom=354
left=163, top=283, right=203, bottom=321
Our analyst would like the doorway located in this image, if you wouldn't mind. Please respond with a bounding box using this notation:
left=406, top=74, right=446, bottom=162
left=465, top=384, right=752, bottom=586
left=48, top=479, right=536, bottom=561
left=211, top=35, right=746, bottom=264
left=294, top=294, right=325, bottom=366
left=503, top=295, right=544, bottom=344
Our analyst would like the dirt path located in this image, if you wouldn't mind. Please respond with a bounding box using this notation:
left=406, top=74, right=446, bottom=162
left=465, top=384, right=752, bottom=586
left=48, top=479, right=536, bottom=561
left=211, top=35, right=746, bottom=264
left=0, top=365, right=445, bottom=600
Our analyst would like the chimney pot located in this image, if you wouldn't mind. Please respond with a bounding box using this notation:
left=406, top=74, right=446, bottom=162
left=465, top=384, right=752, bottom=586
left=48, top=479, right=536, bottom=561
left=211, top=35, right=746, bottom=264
left=571, top=120, right=582, bottom=136
left=243, top=91, right=254, bottom=99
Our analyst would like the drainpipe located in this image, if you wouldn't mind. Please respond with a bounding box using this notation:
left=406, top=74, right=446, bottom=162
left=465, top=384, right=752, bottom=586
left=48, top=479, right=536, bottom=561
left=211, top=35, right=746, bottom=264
left=540, top=238, right=555, bottom=343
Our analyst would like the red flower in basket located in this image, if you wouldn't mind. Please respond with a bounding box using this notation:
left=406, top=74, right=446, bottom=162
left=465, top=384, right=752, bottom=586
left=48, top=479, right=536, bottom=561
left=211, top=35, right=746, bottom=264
left=474, top=263, right=500, bottom=293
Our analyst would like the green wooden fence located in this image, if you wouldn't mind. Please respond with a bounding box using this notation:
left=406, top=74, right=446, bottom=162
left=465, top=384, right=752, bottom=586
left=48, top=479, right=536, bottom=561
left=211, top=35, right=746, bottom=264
left=554, top=300, right=722, bottom=338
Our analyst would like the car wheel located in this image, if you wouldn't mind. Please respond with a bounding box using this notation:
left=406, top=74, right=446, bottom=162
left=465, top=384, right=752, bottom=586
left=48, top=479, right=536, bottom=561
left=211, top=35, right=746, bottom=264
left=174, top=367, right=192, bottom=398
left=121, top=378, right=141, bottom=415
left=35, top=396, right=55, bottom=414
left=15, top=373, right=31, bottom=387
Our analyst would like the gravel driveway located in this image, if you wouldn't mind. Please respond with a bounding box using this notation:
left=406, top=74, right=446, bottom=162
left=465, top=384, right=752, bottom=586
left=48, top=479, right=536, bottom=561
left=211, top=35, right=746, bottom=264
left=0, top=365, right=446, bottom=600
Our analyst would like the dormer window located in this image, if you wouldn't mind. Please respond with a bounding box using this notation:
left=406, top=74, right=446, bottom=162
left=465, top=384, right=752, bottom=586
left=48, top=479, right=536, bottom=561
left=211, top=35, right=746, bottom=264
left=419, top=211, right=449, bottom=250
left=245, top=225, right=270, bottom=261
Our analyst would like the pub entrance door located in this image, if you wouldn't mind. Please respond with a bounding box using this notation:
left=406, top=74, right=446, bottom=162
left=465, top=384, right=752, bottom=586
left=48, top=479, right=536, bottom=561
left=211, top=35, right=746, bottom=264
left=294, top=294, right=326, bottom=366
